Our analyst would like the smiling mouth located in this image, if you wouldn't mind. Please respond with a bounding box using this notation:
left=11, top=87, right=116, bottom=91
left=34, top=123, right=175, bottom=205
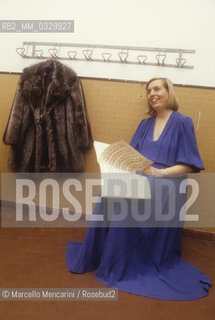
left=151, top=99, right=159, bottom=103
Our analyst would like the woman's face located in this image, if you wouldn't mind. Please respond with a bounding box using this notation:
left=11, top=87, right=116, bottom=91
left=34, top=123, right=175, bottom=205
left=146, top=79, right=169, bottom=112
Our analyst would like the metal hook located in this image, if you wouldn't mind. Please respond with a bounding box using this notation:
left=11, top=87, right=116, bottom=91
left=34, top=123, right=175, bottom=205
left=155, top=52, right=166, bottom=65
left=48, top=46, right=61, bottom=58
left=16, top=47, right=26, bottom=57
left=102, top=52, right=112, bottom=62
left=34, top=49, right=44, bottom=58
left=176, top=57, right=186, bottom=67
left=48, top=48, right=58, bottom=58
left=137, top=55, right=147, bottom=64
left=16, top=44, right=29, bottom=58
left=67, top=51, right=77, bottom=60
left=118, top=50, right=128, bottom=63
left=82, top=49, right=93, bottom=60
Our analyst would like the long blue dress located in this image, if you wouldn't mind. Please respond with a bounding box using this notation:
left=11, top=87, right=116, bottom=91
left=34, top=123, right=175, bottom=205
left=66, top=111, right=212, bottom=300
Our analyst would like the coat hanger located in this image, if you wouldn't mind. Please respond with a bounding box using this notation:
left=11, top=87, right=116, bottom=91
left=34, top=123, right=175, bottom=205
left=176, top=50, right=186, bottom=67
left=176, top=57, right=186, bottom=67
left=137, top=55, right=147, bottom=64
left=48, top=45, right=61, bottom=58
left=118, top=49, right=128, bottom=63
left=155, top=50, right=166, bottom=65
left=82, top=48, right=93, bottom=60
left=16, top=44, right=29, bottom=58
left=35, top=49, right=44, bottom=58
left=67, top=50, right=77, bottom=60
left=102, top=52, right=112, bottom=62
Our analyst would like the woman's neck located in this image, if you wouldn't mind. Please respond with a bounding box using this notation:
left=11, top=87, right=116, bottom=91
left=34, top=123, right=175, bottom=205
left=156, top=109, right=173, bottom=119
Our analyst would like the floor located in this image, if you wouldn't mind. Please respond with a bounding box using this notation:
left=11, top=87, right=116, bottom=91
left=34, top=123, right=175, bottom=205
left=0, top=207, right=214, bottom=320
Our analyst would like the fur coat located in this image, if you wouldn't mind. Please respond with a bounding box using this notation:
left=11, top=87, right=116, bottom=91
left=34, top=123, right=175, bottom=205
left=3, top=59, right=93, bottom=172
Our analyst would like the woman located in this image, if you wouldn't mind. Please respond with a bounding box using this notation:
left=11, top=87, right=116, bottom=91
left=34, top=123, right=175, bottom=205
left=66, top=78, right=211, bottom=300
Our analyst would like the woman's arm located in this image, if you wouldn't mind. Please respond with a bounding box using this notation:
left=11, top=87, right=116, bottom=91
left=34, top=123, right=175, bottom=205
left=141, top=164, right=193, bottom=178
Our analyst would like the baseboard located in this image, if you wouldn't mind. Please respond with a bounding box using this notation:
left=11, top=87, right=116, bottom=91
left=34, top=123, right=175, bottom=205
left=1, top=200, right=215, bottom=240
left=0, top=199, right=92, bottom=228
left=182, top=228, right=215, bottom=241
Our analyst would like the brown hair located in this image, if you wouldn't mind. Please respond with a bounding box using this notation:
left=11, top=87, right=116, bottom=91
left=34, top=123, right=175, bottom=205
left=145, top=78, right=179, bottom=116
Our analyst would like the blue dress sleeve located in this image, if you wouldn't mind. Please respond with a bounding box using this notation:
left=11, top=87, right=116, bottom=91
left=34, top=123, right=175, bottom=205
left=130, top=119, right=146, bottom=149
left=175, top=116, right=204, bottom=172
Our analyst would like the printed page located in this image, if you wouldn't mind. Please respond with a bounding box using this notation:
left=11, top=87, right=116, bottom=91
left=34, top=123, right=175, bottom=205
left=99, top=140, right=153, bottom=173
left=93, top=141, right=151, bottom=199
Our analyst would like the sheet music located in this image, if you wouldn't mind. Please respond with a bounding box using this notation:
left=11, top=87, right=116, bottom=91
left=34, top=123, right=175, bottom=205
left=93, top=141, right=152, bottom=199
left=100, top=141, right=153, bottom=172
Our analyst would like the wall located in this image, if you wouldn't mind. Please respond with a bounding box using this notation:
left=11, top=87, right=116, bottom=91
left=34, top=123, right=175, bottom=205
left=0, top=0, right=215, bottom=231
left=0, top=73, right=215, bottom=231
left=1, top=74, right=215, bottom=174
left=0, top=0, right=215, bottom=87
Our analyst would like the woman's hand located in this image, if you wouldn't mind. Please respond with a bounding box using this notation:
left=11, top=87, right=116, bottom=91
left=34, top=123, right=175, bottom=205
left=141, top=166, right=167, bottom=178
left=141, top=164, right=193, bottom=178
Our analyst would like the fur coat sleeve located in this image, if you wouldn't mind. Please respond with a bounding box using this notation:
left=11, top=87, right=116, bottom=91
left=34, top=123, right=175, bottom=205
left=3, top=79, right=25, bottom=145
left=3, top=59, right=93, bottom=172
